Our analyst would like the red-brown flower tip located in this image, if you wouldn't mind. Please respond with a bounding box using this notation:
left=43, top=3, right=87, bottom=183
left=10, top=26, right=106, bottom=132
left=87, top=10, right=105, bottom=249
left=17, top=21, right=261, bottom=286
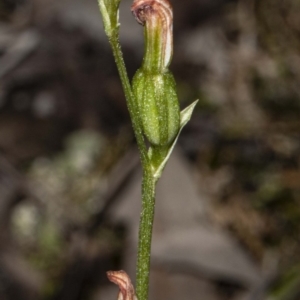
left=131, top=0, right=173, bottom=70
left=107, top=270, right=138, bottom=300
left=131, top=0, right=172, bottom=26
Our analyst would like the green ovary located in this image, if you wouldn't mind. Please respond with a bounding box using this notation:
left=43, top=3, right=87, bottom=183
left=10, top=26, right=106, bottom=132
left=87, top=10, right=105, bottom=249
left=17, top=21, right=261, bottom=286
left=132, top=69, right=180, bottom=146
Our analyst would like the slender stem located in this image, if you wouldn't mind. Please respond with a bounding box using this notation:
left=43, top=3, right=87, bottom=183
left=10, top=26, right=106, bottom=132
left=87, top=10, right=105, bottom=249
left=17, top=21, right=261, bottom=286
left=136, top=170, right=156, bottom=300
left=108, top=31, right=149, bottom=167
left=99, top=4, right=192, bottom=300
left=108, top=29, right=157, bottom=300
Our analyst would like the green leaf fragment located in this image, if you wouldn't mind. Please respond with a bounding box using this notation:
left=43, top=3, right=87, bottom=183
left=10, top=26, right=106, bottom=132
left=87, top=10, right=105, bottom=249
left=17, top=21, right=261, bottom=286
left=151, top=99, right=199, bottom=179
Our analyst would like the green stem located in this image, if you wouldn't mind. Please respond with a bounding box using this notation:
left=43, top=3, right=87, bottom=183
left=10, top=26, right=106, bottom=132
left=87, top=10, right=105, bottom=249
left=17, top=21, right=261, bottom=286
left=108, top=31, right=157, bottom=300
left=99, top=4, right=193, bottom=300
left=108, top=32, right=149, bottom=167
left=136, top=170, right=156, bottom=300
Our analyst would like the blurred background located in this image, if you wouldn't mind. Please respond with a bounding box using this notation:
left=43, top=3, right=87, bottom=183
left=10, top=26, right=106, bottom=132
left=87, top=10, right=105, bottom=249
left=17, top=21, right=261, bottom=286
left=0, top=0, right=300, bottom=299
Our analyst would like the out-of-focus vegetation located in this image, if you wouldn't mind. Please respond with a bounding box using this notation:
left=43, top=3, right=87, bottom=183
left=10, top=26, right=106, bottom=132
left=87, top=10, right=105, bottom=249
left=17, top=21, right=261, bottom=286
left=0, top=0, right=300, bottom=299
left=174, top=0, right=300, bottom=298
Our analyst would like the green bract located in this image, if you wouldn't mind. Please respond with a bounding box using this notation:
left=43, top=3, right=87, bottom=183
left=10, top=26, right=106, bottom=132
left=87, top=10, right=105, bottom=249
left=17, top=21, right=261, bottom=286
left=98, top=0, right=121, bottom=36
left=132, top=69, right=180, bottom=146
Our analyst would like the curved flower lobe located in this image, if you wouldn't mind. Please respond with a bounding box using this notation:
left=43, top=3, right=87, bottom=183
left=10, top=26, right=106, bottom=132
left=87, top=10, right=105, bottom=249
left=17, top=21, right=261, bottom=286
left=131, top=0, right=173, bottom=70
left=107, top=270, right=138, bottom=300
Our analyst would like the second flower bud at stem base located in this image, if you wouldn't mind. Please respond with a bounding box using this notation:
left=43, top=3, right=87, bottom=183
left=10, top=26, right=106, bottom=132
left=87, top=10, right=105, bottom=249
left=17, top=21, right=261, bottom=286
left=132, top=69, right=180, bottom=147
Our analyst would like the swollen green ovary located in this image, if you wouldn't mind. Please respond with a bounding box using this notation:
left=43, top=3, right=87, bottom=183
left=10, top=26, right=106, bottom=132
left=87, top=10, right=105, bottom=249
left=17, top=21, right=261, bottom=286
left=133, top=70, right=180, bottom=146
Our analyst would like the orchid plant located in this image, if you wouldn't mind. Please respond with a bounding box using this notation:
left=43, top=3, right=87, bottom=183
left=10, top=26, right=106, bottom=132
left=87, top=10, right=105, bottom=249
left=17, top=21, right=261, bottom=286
left=97, top=0, right=198, bottom=299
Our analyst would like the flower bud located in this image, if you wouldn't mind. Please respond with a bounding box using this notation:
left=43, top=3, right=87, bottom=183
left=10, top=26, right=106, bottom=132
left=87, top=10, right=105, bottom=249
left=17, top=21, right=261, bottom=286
left=131, top=0, right=180, bottom=146
left=107, top=270, right=137, bottom=300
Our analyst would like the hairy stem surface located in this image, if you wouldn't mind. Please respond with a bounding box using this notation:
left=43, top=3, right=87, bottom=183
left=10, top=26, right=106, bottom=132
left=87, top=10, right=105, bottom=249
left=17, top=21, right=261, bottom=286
left=109, top=31, right=156, bottom=300
left=136, top=170, right=156, bottom=300
left=109, top=32, right=149, bottom=167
